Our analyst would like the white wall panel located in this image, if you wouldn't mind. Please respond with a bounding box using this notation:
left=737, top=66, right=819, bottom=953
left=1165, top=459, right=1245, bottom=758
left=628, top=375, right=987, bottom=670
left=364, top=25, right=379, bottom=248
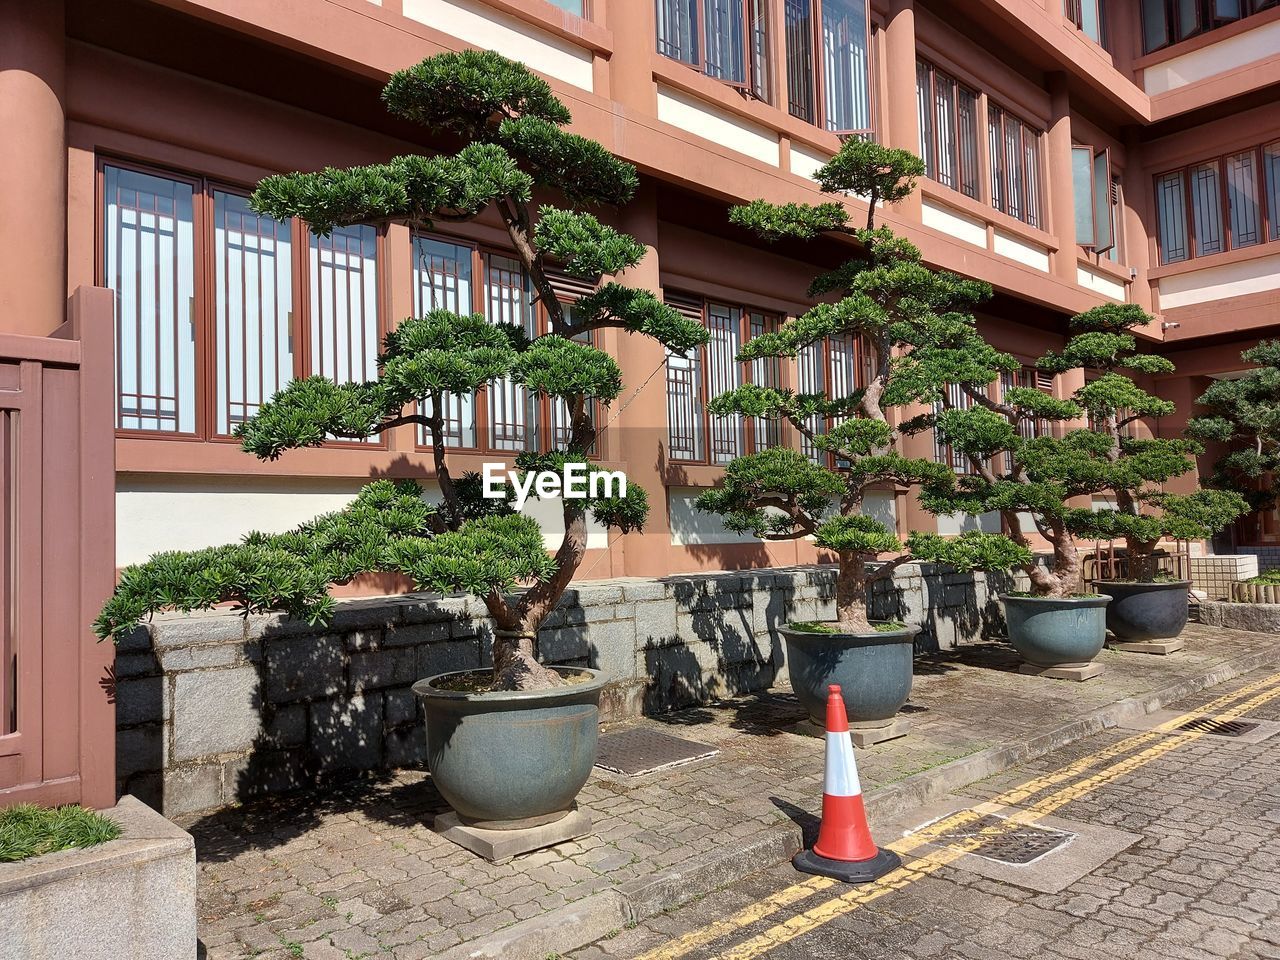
left=1144, top=20, right=1280, bottom=94
left=922, top=198, right=988, bottom=249
left=789, top=144, right=831, bottom=181
left=993, top=230, right=1050, bottom=272
left=404, top=0, right=594, bottom=91
left=935, top=511, right=1002, bottom=536
left=1157, top=252, right=1280, bottom=309
left=656, top=86, right=780, bottom=166
left=1077, top=265, right=1127, bottom=301
left=116, top=475, right=606, bottom=566
left=668, top=487, right=895, bottom=546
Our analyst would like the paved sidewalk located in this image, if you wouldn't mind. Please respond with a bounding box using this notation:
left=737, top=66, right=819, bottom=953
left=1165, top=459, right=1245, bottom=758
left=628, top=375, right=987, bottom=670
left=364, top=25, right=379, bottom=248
left=191, top=623, right=1280, bottom=960
left=564, top=666, right=1280, bottom=960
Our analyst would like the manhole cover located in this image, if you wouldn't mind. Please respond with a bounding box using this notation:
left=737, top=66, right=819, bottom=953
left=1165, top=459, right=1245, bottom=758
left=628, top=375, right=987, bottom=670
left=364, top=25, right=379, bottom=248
left=930, top=814, right=1074, bottom=865
left=1176, top=717, right=1260, bottom=737
left=595, top=728, right=718, bottom=776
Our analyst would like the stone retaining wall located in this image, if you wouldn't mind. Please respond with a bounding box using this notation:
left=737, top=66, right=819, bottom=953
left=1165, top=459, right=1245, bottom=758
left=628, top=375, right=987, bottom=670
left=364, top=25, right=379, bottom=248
left=1199, top=600, right=1280, bottom=633
left=115, top=563, right=1023, bottom=817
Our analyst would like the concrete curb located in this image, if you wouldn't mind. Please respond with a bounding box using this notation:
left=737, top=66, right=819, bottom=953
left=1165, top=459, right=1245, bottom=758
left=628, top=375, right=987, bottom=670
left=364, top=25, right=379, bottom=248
left=617, top=823, right=805, bottom=920
left=434, top=891, right=629, bottom=960
left=444, top=642, right=1280, bottom=960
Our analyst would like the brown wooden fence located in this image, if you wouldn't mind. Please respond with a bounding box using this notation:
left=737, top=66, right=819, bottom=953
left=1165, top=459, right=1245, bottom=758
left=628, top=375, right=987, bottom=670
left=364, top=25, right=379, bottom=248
left=0, top=287, right=116, bottom=809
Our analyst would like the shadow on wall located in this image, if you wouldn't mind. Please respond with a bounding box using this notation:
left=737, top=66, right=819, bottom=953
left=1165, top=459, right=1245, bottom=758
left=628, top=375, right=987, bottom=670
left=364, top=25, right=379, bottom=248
left=112, top=563, right=1018, bottom=820
left=639, top=571, right=805, bottom=713
left=869, top=565, right=1018, bottom=654
left=114, top=598, right=495, bottom=820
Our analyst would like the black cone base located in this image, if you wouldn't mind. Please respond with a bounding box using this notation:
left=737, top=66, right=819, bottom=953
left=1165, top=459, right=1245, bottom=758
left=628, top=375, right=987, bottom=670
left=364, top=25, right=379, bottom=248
left=792, top=846, right=902, bottom=884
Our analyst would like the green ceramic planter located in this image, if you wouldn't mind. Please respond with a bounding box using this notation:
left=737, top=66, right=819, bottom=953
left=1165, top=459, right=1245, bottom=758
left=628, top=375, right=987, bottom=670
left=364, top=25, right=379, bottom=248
left=1095, top=580, right=1191, bottom=641
left=1001, top=594, right=1109, bottom=667
left=413, top=666, right=606, bottom=829
left=780, top=624, right=918, bottom=727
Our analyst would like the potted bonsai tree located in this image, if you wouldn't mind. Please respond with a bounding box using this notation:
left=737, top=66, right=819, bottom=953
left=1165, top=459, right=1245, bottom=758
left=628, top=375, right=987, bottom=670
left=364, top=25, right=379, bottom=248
left=94, top=51, right=708, bottom=856
left=696, top=140, right=1029, bottom=742
left=913, top=315, right=1116, bottom=675
left=1185, top=340, right=1280, bottom=630
left=1187, top=339, right=1280, bottom=544
left=1059, top=305, right=1246, bottom=645
left=922, top=303, right=1246, bottom=667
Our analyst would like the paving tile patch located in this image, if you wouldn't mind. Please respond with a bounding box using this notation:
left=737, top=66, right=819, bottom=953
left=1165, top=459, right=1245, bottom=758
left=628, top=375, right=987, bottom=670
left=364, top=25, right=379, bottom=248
left=1118, top=706, right=1280, bottom=744
left=594, top=728, right=719, bottom=776
left=188, top=623, right=1280, bottom=960
left=890, top=795, right=1141, bottom=894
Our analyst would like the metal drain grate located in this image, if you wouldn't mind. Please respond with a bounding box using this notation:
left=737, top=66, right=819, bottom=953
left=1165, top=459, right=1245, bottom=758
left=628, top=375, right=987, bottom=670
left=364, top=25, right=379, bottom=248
left=1176, top=716, right=1260, bottom=738
left=930, top=814, right=1074, bottom=865
left=595, top=728, right=718, bottom=776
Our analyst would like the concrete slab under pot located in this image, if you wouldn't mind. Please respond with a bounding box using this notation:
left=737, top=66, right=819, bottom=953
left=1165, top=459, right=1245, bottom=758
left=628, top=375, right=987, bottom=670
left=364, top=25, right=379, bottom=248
left=780, top=623, right=917, bottom=746
left=413, top=665, right=607, bottom=862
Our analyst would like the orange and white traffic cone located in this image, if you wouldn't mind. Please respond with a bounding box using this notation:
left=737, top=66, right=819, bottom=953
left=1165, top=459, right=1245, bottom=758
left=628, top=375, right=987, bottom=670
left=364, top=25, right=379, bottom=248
left=793, top=683, right=902, bottom=883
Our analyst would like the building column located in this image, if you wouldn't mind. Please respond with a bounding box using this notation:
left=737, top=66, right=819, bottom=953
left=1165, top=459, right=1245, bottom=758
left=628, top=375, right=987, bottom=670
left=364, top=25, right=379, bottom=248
left=1122, top=127, right=1156, bottom=314
left=1045, top=72, right=1078, bottom=284
left=609, top=182, right=672, bottom=578
left=603, top=0, right=656, bottom=116
left=884, top=0, right=921, bottom=222
left=0, top=0, right=66, bottom=336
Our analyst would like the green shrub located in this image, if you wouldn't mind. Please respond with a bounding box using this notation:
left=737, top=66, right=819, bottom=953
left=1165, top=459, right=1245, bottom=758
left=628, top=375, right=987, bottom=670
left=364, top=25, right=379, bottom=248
left=94, top=51, right=709, bottom=692
left=697, top=141, right=1028, bottom=632
left=0, top=804, right=120, bottom=863
left=915, top=303, right=1246, bottom=591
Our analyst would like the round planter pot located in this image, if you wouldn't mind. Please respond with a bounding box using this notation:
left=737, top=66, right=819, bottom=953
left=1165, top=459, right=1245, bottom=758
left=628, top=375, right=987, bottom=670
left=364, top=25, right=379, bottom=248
left=1001, top=594, right=1110, bottom=668
left=412, top=666, right=607, bottom=829
left=1095, top=580, right=1192, bottom=642
left=780, top=624, right=918, bottom=728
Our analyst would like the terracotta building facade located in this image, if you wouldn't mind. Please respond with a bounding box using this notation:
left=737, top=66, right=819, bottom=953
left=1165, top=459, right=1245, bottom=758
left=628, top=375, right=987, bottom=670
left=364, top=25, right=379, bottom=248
left=2, top=0, right=1279, bottom=585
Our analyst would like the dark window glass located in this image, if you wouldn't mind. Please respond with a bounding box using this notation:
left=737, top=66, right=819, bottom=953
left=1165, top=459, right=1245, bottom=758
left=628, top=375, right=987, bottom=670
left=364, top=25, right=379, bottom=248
left=1155, top=171, right=1190, bottom=264
left=1225, top=149, right=1261, bottom=248
left=916, top=60, right=979, bottom=201
left=103, top=165, right=197, bottom=434
left=785, top=0, right=872, bottom=134
left=1142, top=0, right=1170, bottom=49
left=1265, top=141, right=1280, bottom=242
left=1064, top=0, right=1106, bottom=45
left=1142, top=0, right=1275, bottom=52
left=666, top=299, right=786, bottom=463
left=1190, top=160, right=1224, bottom=256
left=657, top=0, right=769, bottom=100
left=988, top=105, right=1042, bottom=228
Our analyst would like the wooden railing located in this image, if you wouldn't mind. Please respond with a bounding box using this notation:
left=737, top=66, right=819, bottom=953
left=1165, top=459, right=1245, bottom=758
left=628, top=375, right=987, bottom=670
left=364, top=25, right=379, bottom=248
left=0, top=287, right=116, bottom=809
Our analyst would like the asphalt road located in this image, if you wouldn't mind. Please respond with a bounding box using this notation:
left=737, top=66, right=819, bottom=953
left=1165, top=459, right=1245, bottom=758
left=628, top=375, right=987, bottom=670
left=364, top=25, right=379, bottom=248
left=568, top=667, right=1280, bottom=960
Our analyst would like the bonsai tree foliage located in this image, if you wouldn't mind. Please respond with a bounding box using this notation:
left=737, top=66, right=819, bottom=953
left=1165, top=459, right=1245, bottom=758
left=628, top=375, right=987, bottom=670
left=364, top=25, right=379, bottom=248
left=919, top=302, right=1248, bottom=592
left=695, top=140, right=1030, bottom=632
left=95, top=51, right=708, bottom=691
left=1187, top=340, right=1280, bottom=519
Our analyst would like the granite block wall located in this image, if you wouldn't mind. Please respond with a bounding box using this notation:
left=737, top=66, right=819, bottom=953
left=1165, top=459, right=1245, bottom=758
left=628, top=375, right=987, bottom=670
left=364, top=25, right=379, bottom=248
left=114, top=563, right=1025, bottom=817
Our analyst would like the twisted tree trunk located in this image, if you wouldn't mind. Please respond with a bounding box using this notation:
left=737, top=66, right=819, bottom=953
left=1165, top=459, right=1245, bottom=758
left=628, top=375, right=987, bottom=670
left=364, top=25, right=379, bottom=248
left=1125, top=539, right=1162, bottom=582
left=835, top=554, right=874, bottom=632
left=1005, top=513, right=1084, bottom=597
left=488, top=399, right=597, bottom=691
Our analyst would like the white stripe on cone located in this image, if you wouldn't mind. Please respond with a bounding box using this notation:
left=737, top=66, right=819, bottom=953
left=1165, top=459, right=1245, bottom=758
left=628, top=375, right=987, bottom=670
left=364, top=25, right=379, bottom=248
left=824, top=731, right=862, bottom=798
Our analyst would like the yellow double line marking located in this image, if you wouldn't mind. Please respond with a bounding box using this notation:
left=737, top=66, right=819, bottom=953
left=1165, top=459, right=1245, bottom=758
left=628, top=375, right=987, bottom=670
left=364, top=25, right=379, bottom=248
left=635, top=670, right=1280, bottom=960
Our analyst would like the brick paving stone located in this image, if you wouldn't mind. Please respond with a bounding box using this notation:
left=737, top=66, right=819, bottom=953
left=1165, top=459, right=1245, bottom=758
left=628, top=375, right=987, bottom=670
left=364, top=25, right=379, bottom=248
left=189, top=624, right=1279, bottom=958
